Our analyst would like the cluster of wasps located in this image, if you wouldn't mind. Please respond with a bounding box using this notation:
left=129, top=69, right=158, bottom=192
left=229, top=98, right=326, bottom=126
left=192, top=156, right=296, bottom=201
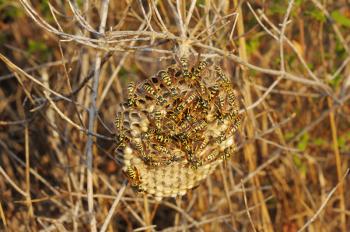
left=115, top=55, right=242, bottom=194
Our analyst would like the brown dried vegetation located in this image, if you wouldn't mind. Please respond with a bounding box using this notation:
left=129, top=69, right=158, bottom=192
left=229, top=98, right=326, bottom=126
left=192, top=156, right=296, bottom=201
left=0, top=0, right=350, bottom=231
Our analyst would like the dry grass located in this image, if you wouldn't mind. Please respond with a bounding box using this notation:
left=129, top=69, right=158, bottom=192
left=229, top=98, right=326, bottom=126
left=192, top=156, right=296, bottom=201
left=0, top=0, right=350, bottom=231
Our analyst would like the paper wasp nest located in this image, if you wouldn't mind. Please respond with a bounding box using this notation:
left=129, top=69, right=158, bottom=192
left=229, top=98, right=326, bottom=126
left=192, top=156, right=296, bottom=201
left=115, top=56, right=241, bottom=200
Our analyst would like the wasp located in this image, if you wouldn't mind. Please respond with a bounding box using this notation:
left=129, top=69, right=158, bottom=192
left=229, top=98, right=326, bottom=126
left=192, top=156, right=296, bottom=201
left=159, top=70, right=177, bottom=96
left=148, top=160, right=162, bottom=167
left=115, top=113, right=126, bottom=149
left=174, top=132, right=189, bottom=143
left=182, top=142, right=201, bottom=169
left=174, top=92, right=198, bottom=116
left=127, top=81, right=136, bottom=106
left=176, top=110, right=194, bottom=132
left=226, top=113, right=242, bottom=135
left=141, top=153, right=168, bottom=167
left=156, top=94, right=167, bottom=106
left=192, top=60, right=208, bottom=80
left=225, top=110, right=242, bottom=123
left=189, top=157, right=202, bottom=169
left=134, top=140, right=145, bottom=156
left=189, top=120, right=207, bottom=136
left=115, top=134, right=126, bottom=150
left=225, top=111, right=235, bottom=121
left=174, top=102, right=186, bottom=115
left=154, top=145, right=176, bottom=164
left=198, top=81, right=207, bottom=96
left=188, top=151, right=203, bottom=169
left=217, top=94, right=226, bottom=111
left=220, top=147, right=233, bottom=168
left=193, top=97, right=208, bottom=113
left=208, top=84, right=220, bottom=102
left=186, top=92, right=198, bottom=104
left=154, top=144, right=170, bottom=155
left=215, top=109, right=225, bottom=124
left=225, top=146, right=237, bottom=167
left=142, top=82, right=166, bottom=105
left=226, top=89, right=239, bottom=114
left=159, top=70, right=172, bottom=86
left=169, top=154, right=183, bottom=163
left=124, top=165, right=143, bottom=192
left=114, top=112, right=123, bottom=131
left=215, top=66, right=230, bottom=86
left=176, top=92, right=196, bottom=112
left=226, top=88, right=236, bottom=105
left=179, top=57, right=191, bottom=79
left=183, top=109, right=193, bottom=122
left=221, top=151, right=231, bottom=160
left=166, top=110, right=178, bottom=122
left=215, top=132, right=226, bottom=144
left=125, top=165, right=138, bottom=179
left=204, top=150, right=220, bottom=163
left=163, top=119, right=178, bottom=137
left=141, top=128, right=156, bottom=140
left=155, top=132, right=170, bottom=144
left=198, top=137, right=209, bottom=152
left=196, top=137, right=209, bottom=160
left=142, top=82, right=156, bottom=95
left=153, top=110, right=162, bottom=129
left=200, top=98, right=209, bottom=112
left=177, top=120, right=191, bottom=134
left=141, top=154, right=156, bottom=165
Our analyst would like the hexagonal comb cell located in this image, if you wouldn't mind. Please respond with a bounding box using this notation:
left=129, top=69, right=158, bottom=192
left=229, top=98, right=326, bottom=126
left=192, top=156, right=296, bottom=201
left=115, top=56, right=242, bottom=200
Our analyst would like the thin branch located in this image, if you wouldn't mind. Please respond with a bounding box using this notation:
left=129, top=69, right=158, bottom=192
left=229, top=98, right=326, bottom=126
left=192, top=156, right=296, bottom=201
left=68, top=0, right=100, bottom=35
left=246, top=2, right=333, bottom=96
left=25, top=123, right=34, bottom=217
left=0, top=53, right=72, bottom=102
left=297, top=169, right=350, bottom=232
left=99, top=181, right=128, bottom=232
left=0, top=166, right=28, bottom=197
left=184, top=0, right=197, bottom=31
left=279, top=0, right=294, bottom=72
left=241, top=181, right=257, bottom=232
left=85, top=1, right=110, bottom=231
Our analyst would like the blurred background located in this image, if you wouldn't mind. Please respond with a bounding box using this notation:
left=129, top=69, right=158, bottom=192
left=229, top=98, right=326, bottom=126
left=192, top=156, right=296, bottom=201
left=0, top=0, right=349, bottom=231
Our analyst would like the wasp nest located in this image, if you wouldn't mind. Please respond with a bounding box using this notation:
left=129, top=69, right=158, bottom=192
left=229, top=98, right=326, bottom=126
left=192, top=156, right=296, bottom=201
left=115, top=56, right=241, bottom=200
